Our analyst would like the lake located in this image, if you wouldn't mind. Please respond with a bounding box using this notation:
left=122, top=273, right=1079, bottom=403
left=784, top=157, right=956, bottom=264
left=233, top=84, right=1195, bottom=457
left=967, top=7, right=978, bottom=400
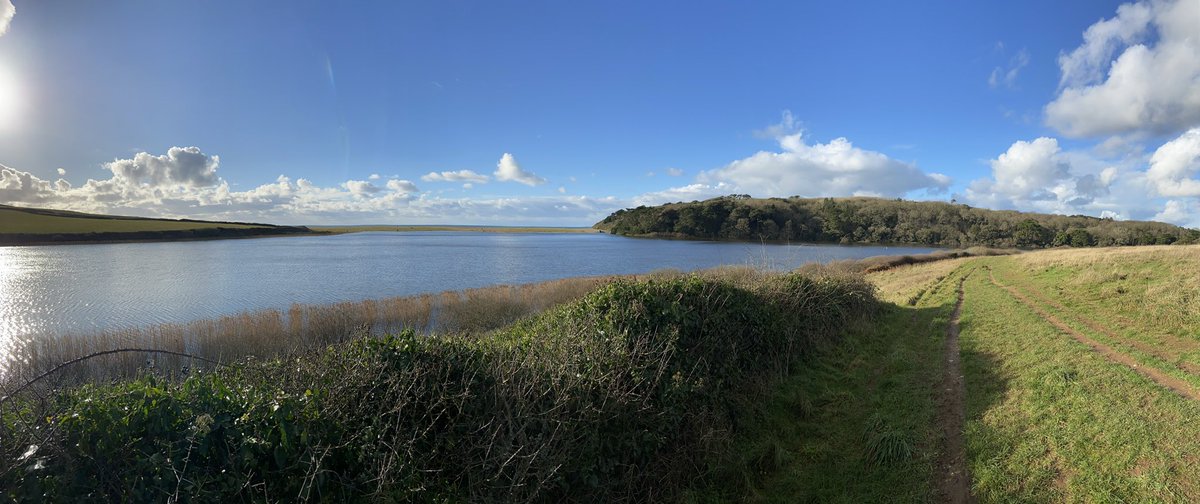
left=0, top=232, right=937, bottom=342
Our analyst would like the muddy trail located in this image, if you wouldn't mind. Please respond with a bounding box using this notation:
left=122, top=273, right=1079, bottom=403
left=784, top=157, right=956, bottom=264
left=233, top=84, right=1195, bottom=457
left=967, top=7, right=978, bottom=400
left=935, top=270, right=974, bottom=504
left=987, top=269, right=1200, bottom=402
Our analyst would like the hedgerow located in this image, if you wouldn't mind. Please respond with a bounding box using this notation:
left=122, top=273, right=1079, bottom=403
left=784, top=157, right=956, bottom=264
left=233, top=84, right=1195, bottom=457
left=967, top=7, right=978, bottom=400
left=1, top=271, right=875, bottom=502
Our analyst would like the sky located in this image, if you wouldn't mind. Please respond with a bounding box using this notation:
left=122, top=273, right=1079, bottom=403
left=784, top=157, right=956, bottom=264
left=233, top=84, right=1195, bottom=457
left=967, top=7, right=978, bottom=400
left=0, top=0, right=1199, bottom=227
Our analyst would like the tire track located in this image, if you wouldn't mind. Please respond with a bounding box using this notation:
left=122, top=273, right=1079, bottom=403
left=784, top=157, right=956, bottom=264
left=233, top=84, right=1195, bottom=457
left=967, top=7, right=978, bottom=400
left=994, top=273, right=1200, bottom=376
left=936, top=269, right=973, bottom=504
left=987, top=269, right=1200, bottom=402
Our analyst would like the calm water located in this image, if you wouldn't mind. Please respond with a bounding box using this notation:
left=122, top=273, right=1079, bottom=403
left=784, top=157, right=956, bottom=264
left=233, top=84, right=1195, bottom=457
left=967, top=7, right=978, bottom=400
left=0, top=232, right=937, bottom=341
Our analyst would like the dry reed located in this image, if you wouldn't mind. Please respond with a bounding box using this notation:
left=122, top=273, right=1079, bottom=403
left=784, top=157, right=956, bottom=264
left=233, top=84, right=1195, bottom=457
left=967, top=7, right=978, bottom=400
left=1, top=276, right=613, bottom=388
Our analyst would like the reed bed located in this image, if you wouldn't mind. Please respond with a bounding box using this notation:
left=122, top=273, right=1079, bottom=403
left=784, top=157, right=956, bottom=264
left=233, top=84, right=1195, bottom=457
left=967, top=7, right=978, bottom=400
left=1, top=276, right=612, bottom=388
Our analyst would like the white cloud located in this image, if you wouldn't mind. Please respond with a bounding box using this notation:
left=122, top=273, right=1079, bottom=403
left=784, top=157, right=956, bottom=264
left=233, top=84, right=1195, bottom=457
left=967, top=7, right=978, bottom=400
left=0, top=148, right=620, bottom=226
left=343, top=180, right=382, bottom=197
left=493, top=153, right=546, bottom=186
left=964, top=137, right=1120, bottom=211
left=1146, top=127, right=1200, bottom=196
left=1153, top=199, right=1195, bottom=225
left=989, top=48, right=1030, bottom=89
left=462, top=183, right=474, bottom=190
left=1046, top=0, right=1200, bottom=137
left=107, top=146, right=220, bottom=187
left=368, top=173, right=381, bottom=180
left=56, top=168, right=66, bottom=176
left=691, top=124, right=949, bottom=199
left=633, top=182, right=732, bottom=206
left=557, top=186, right=566, bottom=194
left=0, top=164, right=54, bottom=204
left=666, top=167, right=684, bottom=177
left=421, top=169, right=489, bottom=183
left=0, top=0, right=13, bottom=37
left=386, top=179, right=419, bottom=194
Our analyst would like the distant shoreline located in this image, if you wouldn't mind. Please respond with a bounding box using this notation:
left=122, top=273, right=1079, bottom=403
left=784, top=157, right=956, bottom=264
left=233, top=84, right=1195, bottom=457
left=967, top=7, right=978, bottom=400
left=0, top=227, right=320, bottom=247
left=0, top=226, right=600, bottom=247
left=313, top=225, right=599, bottom=234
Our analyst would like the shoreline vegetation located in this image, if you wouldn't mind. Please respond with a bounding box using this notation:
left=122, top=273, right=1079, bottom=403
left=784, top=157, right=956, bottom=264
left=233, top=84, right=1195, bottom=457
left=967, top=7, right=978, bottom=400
left=0, top=249, right=994, bottom=501
left=594, top=195, right=1200, bottom=248
left=10, top=239, right=1200, bottom=499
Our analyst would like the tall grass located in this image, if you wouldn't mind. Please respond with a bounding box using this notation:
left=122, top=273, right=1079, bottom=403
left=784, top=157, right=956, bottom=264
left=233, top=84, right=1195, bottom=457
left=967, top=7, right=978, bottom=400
left=1, top=276, right=610, bottom=387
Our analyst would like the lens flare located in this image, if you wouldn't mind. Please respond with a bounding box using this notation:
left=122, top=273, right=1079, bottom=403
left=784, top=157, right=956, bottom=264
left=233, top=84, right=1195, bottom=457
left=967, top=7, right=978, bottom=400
left=0, top=64, right=22, bottom=131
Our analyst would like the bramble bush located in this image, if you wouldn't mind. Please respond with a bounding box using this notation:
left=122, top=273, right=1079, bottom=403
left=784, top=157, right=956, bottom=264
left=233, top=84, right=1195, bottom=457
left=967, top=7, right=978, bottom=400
left=1, top=271, right=876, bottom=502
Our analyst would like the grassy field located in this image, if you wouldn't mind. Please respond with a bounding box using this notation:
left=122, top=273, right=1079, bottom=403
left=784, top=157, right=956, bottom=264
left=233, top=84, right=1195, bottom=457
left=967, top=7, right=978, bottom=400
left=704, top=244, right=1200, bottom=502
left=313, top=224, right=597, bottom=234
left=0, top=204, right=313, bottom=245
left=0, top=205, right=272, bottom=234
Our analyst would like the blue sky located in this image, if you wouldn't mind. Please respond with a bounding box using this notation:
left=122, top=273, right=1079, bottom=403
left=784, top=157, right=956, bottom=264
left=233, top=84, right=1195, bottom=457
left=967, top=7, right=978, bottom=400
left=1, top=0, right=1199, bottom=226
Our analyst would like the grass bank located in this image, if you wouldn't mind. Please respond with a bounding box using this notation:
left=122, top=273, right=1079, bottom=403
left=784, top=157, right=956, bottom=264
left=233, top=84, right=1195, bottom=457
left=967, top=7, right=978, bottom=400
left=0, top=204, right=314, bottom=245
left=0, top=267, right=877, bottom=501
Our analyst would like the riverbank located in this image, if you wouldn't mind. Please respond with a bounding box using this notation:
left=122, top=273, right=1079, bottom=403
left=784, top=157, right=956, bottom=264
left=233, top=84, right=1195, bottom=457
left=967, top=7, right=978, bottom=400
left=0, top=265, right=877, bottom=501
left=27, top=244, right=1200, bottom=501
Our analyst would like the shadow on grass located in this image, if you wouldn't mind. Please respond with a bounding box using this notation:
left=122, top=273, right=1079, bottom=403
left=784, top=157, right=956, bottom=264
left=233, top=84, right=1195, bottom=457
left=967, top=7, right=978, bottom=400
left=954, top=318, right=1015, bottom=503
left=685, top=299, right=1012, bottom=503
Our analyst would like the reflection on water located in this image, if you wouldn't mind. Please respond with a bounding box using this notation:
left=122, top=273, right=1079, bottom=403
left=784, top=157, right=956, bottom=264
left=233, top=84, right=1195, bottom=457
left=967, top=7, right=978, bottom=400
left=0, top=232, right=937, bottom=346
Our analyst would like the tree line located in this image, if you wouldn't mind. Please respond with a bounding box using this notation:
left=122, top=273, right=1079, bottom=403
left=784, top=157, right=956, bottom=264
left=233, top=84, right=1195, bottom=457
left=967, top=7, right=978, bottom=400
left=593, top=195, right=1200, bottom=248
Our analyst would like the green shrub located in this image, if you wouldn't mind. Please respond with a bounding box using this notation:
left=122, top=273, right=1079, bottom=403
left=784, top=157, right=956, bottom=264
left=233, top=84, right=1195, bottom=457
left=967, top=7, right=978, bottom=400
left=1, top=272, right=878, bottom=502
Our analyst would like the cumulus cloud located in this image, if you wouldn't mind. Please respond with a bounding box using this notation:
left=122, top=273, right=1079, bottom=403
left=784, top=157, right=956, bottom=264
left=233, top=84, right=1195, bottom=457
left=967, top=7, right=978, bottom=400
left=493, top=153, right=546, bottom=186
left=56, top=168, right=66, bottom=176
left=0, top=0, right=13, bottom=37
left=1146, top=127, right=1200, bottom=196
left=0, top=164, right=54, bottom=204
left=421, top=169, right=489, bottom=183
left=1153, top=199, right=1195, bottom=225
left=386, top=179, right=419, bottom=193
left=666, top=167, right=684, bottom=177
left=1046, top=0, right=1200, bottom=137
left=0, top=148, right=617, bottom=226
left=107, top=146, right=220, bottom=187
left=632, top=182, right=732, bottom=207
left=962, top=137, right=1148, bottom=217
left=694, top=127, right=949, bottom=199
left=343, top=180, right=383, bottom=197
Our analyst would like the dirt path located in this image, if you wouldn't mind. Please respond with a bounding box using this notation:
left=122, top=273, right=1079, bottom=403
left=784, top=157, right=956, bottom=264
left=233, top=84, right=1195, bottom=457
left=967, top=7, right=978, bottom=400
left=988, top=270, right=1200, bottom=402
left=935, top=271, right=973, bottom=504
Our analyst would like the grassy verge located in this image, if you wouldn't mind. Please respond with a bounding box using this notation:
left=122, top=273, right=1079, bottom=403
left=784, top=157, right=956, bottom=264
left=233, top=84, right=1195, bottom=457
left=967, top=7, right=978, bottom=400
left=0, top=269, right=877, bottom=502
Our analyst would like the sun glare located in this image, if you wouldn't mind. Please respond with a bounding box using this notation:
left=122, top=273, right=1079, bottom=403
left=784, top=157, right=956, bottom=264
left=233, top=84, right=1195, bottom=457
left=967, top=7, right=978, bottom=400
left=0, top=63, right=22, bottom=130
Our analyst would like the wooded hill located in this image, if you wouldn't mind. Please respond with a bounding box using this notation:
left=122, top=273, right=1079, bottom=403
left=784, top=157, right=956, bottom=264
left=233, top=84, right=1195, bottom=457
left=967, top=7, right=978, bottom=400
left=593, top=195, right=1200, bottom=248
